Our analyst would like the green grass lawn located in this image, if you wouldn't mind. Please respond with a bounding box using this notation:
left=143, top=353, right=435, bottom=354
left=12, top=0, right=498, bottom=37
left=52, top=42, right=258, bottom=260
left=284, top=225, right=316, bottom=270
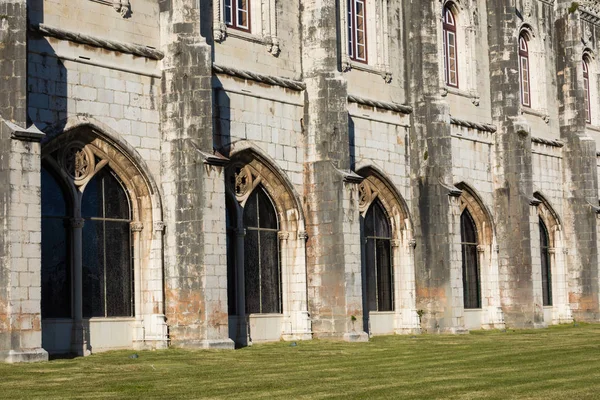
left=2, top=324, right=600, bottom=399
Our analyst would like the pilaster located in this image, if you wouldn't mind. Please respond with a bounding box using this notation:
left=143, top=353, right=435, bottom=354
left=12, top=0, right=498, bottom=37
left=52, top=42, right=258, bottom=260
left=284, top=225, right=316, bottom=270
left=159, top=0, right=233, bottom=349
left=404, top=0, right=463, bottom=332
left=0, top=1, right=48, bottom=363
left=486, top=0, right=540, bottom=328
left=555, top=1, right=600, bottom=321
left=302, top=0, right=367, bottom=341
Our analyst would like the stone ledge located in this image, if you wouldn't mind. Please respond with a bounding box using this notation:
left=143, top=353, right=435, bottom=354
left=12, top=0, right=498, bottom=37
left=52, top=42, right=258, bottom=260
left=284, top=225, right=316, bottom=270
left=0, top=349, right=48, bottom=364
left=2, top=120, right=45, bottom=142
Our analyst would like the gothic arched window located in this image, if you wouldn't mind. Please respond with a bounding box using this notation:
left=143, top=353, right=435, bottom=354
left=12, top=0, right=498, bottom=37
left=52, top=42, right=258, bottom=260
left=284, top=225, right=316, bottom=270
left=583, top=57, right=591, bottom=123
left=443, top=5, right=458, bottom=88
left=243, top=185, right=281, bottom=314
left=539, top=218, right=552, bottom=307
left=519, top=34, right=531, bottom=107
left=41, top=166, right=71, bottom=319
left=42, top=149, right=133, bottom=320
left=363, top=199, right=394, bottom=312
left=461, top=209, right=481, bottom=309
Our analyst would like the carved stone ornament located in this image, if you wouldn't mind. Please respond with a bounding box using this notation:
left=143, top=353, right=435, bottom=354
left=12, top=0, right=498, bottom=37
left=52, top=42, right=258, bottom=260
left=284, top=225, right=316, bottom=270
left=584, top=24, right=593, bottom=46
left=358, top=180, right=378, bottom=215
left=130, top=221, right=144, bottom=232
left=112, top=0, right=131, bottom=18
left=523, top=0, right=532, bottom=18
left=61, top=143, right=95, bottom=185
left=230, top=164, right=262, bottom=206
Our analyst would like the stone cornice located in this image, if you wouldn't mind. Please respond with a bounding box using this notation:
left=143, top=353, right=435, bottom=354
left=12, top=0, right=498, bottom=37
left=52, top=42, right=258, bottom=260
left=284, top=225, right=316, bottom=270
left=347, top=94, right=413, bottom=114
left=531, top=136, right=564, bottom=148
left=31, top=23, right=164, bottom=60
left=212, top=64, right=306, bottom=91
left=450, top=116, right=497, bottom=133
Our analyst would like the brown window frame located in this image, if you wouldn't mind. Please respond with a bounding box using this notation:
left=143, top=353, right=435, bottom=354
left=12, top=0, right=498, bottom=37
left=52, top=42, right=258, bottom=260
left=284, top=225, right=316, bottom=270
left=224, top=0, right=251, bottom=33
left=348, top=0, right=368, bottom=63
left=443, top=6, right=459, bottom=88
left=519, top=34, right=531, bottom=108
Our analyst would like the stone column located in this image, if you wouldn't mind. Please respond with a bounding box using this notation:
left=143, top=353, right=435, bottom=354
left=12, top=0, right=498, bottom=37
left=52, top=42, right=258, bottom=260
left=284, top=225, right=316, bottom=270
left=486, top=0, right=540, bottom=328
left=403, top=0, right=463, bottom=333
left=0, top=1, right=48, bottom=362
left=555, top=1, right=600, bottom=321
left=302, top=0, right=367, bottom=341
left=159, top=0, right=233, bottom=349
left=69, top=217, right=90, bottom=356
left=130, top=221, right=145, bottom=349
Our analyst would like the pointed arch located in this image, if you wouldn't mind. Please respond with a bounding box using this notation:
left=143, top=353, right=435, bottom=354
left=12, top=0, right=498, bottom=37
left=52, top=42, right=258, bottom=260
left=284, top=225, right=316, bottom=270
left=455, top=182, right=494, bottom=245
left=226, top=144, right=305, bottom=233
left=41, top=115, right=163, bottom=223
left=533, top=192, right=561, bottom=248
left=356, top=166, right=413, bottom=241
left=40, top=117, right=167, bottom=353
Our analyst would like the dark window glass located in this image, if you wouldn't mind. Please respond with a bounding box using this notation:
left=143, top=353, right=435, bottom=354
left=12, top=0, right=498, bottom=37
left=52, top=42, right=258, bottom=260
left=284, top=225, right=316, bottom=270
left=363, top=199, right=393, bottom=312
left=226, top=204, right=237, bottom=315
left=41, top=167, right=71, bottom=318
left=81, top=167, right=132, bottom=318
left=243, top=186, right=280, bottom=314
left=461, top=209, right=481, bottom=309
left=539, top=218, right=552, bottom=307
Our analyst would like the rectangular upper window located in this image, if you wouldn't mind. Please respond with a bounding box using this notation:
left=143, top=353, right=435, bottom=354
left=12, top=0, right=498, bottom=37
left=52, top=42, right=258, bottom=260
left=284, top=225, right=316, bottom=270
left=348, top=0, right=367, bottom=63
left=519, top=35, right=531, bottom=107
left=443, top=6, right=458, bottom=88
left=583, top=59, right=591, bottom=123
left=225, top=0, right=250, bottom=32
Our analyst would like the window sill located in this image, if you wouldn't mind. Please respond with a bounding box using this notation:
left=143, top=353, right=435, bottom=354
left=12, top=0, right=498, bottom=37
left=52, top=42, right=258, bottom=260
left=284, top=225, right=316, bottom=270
left=586, top=123, right=600, bottom=132
left=345, top=60, right=392, bottom=83
left=214, top=26, right=280, bottom=56
left=521, top=107, right=550, bottom=124
left=441, top=86, right=480, bottom=106
left=85, top=317, right=136, bottom=322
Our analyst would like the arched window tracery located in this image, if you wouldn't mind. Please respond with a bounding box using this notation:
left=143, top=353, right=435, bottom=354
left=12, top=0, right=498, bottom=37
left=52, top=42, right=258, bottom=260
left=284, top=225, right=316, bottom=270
left=42, top=139, right=139, bottom=323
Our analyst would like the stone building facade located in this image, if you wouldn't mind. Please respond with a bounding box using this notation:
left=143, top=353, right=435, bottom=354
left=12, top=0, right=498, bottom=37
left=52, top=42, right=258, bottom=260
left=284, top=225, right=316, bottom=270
left=1, top=0, right=600, bottom=362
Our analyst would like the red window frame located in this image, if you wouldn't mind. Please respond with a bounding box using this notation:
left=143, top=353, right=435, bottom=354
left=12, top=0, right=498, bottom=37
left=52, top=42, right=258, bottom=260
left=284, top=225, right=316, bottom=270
left=443, top=6, right=458, bottom=88
left=583, top=58, right=591, bottom=123
left=348, top=0, right=367, bottom=63
left=519, top=35, right=531, bottom=107
left=224, top=0, right=251, bottom=33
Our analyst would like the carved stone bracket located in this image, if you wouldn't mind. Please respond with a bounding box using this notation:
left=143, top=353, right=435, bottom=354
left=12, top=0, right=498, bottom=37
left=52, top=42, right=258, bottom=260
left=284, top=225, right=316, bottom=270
left=229, top=165, right=262, bottom=207
left=297, top=231, right=309, bottom=241
left=89, top=1, right=130, bottom=18
left=153, top=221, right=165, bottom=232
left=408, top=239, right=417, bottom=249
left=130, top=221, right=144, bottom=232
left=278, top=231, right=290, bottom=241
